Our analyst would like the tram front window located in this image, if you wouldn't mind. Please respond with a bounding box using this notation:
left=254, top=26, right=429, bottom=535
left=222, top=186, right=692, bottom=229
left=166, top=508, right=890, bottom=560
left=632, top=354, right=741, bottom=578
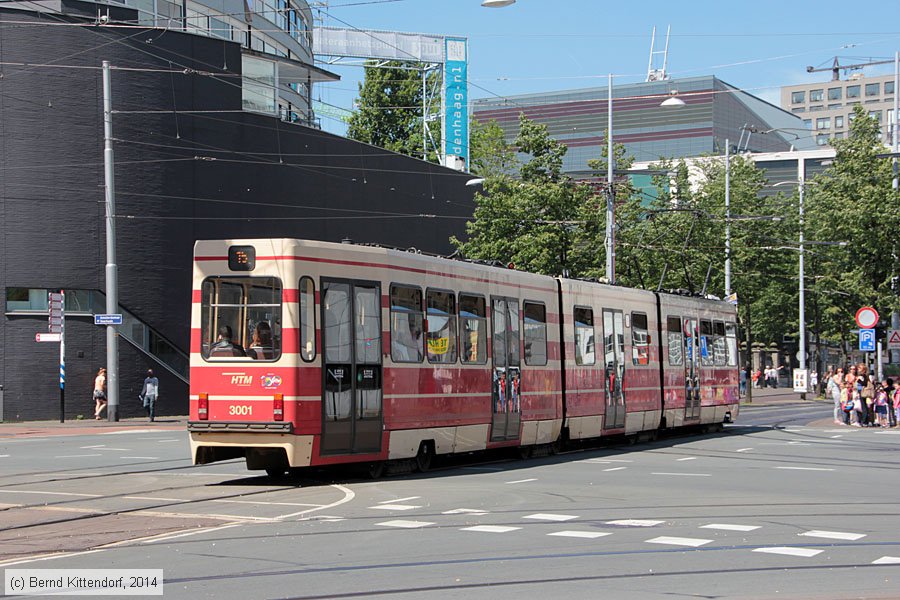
left=201, top=276, right=282, bottom=360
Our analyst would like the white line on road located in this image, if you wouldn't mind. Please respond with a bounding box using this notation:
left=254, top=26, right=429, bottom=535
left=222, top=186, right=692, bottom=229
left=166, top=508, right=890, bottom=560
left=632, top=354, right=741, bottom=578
left=799, top=530, right=866, bottom=541
left=53, top=454, right=102, bottom=458
left=735, top=448, right=753, bottom=453
left=753, top=547, right=823, bottom=558
left=586, top=458, right=633, bottom=463
left=140, top=523, right=243, bottom=544
left=377, top=520, right=434, bottom=528
left=123, top=496, right=189, bottom=502
left=701, top=523, right=761, bottom=532
left=368, top=504, right=421, bottom=511
left=603, top=467, right=627, bottom=472
left=872, top=556, right=900, bottom=564
left=830, top=435, right=843, bottom=439
left=676, top=457, right=697, bottom=461
left=786, top=441, right=810, bottom=446
left=276, top=484, right=355, bottom=520
left=0, top=490, right=101, bottom=498
left=523, top=513, right=578, bottom=522
left=443, top=508, right=489, bottom=515
left=0, top=455, right=9, bottom=458
left=378, top=496, right=421, bottom=504
left=81, top=446, right=131, bottom=451
left=651, top=472, right=711, bottom=477
left=505, top=478, right=537, bottom=484
left=606, top=519, right=664, bottom=527
left=156, top=439, right=181, bottom=443
left=548, top=531, right=612, bottom=539
left=461, top=525, right=521, bottom=533
left=774, top=466, right=834, bottom=472
left=647, top=536, right=712, bottom=547
left=213, top=499, right=322, bottom=507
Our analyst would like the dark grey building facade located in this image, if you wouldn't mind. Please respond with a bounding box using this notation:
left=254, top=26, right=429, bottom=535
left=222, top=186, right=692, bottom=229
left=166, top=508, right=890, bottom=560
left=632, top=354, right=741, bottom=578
left=0, top=4, right=475, bottom=421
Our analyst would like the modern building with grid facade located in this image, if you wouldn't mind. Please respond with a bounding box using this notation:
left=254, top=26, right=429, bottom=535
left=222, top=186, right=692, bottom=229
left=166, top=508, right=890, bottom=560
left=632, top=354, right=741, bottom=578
left=780, top=73, right=897, bottom=148
left=472, top=76, right=816, bottom=176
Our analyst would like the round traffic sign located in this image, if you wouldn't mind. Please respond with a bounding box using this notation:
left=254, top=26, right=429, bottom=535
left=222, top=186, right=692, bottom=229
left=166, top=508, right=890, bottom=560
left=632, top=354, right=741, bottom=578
left=855, top=306, right=879, bottom=329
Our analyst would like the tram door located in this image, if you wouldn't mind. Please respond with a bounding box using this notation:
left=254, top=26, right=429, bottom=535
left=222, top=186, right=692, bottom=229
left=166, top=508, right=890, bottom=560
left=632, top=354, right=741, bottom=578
left=602, top=309, right=626, bottom=429
left=490, top=297, right=521, bottom=442
left=320, top=280, right=383, bottom=455
left=683, top=317, right=701, bottom=421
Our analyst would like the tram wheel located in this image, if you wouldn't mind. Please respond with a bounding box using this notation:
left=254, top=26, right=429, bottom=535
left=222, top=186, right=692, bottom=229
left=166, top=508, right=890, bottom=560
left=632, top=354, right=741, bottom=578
left=518, top=445, right=533, bottom=460
left=415, top=442, right=434, bottom=472
left=366, top=461, right=386, bottom=479
left=265, top=467, right=289, bottom=480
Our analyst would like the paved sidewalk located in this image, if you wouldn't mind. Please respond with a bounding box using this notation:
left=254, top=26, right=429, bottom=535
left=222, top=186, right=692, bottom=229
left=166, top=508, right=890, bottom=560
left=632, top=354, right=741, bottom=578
left=0, top=416, right=188, bottom=438
left=740, top=385, right=829, bottom=406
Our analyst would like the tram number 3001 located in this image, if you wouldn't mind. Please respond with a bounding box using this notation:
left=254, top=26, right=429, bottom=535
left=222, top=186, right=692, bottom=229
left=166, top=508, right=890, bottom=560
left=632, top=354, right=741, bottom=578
left=228, top=405, right=253, bottom=416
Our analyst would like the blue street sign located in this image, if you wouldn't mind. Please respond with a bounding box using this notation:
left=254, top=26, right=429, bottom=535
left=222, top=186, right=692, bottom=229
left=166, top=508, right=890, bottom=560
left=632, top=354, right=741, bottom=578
left=859, top=328, right=876, bottom=352
left=94, top=314, right=123, bottom=326
left=699, top=336, right=709, bottom=359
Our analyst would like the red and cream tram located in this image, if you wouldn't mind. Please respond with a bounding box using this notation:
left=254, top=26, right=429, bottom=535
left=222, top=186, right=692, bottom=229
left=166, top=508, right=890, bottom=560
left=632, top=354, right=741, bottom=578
left=188, top=239, right=739, bottom=475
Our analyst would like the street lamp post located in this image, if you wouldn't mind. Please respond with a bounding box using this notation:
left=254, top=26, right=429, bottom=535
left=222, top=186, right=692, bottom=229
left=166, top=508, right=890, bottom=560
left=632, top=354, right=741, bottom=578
left=725, top=138, right=731, bottom=296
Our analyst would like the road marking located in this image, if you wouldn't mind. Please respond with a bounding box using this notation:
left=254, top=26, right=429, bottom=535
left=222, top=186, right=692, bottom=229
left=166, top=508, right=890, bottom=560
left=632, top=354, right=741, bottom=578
left=276, top=484, right=355, bottom=520
left=548, top=531, right=612, bottom=539
left=586, top=458, right=633, bottom=463
left=0, top=455, right=9, bottom=458
left=823, top=429, right=853, bottom=433
left=124, top=496, right=188, bottom=502
left=799, top=530, right=866, bottom=541
left=872, top=556, right=900, bottom=564
left=506, top=478, right=537, bottom=484
left=120, top=456, right=159, bottom=460
left=52, top=454, right=102, bottom=458
left=701, top=523, right=761, bottom=532
left=606, top=519, right=663, bottom=527
left=753, top=547, right=823, bottom=558
left=651, top=472, right=711, bottom=477
left=461, top=525, right=521, bottom=533
left=830, top=435, right=843, bottom=439
left=735, top=448, right=753, bottom=453
left=603, top=467, right=627, bottom=472
left=0, top=490, right=101, bottom=498
left=379, top=496, right=421, bottom=504
left=369, top=504, right=420, bottom=511
left=377, top=520, right=434, bottom=529
left=82, top=446, right=131, bottom=451
left=647, top=536, right=712, bottom=547
left=787, top=441, right=810, bottom=446
left=523, top=513, right=578, bottom=522
left=774, top=467, right=834, bottom=472
left=139, top=523, right=243, bottom=544
left=156, top=439, right=181, bottom=443
left=213, top=499, right=322, bottom=507
left=676, top=457, right=697, bottom=461
left=443, top=508, right=489, bottom=515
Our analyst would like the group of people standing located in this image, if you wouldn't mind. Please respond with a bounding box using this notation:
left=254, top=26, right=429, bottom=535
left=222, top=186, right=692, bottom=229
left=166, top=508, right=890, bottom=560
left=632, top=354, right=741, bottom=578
left=750, top=365, right=784, bottom=389
left=92, top=368, right=160, bottom=422
left=827, top=364, right=899, bottom=427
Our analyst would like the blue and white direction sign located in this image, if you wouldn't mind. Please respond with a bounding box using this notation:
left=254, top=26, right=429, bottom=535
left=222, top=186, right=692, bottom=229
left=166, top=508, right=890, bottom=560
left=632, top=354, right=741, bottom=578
left=859, top=328, right=876, bottom=352
left=94, top=313, right=123, bottom=326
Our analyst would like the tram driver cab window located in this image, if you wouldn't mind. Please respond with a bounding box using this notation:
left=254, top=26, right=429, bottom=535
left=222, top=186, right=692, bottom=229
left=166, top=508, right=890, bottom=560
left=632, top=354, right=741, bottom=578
left=200, top=276, right=282, bottom=361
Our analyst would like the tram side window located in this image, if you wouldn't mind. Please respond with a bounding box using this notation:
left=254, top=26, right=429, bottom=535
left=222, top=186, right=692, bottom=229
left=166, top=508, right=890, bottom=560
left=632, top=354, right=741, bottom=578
left=631, top=312, right=650, bottom=365
left=574, top=306, right=595, bottom=366
left=725, top=321, right=739, bottom=367
left=299, top=277, right=315, bottom=362
left=713, top=320, right=727, bottom=366
left=699, top=319, right=714, bottom=366
left=426, top=289, right=457, bottom=364
left=523, top=301, right=548, bottom=366
left=390, top=285, right=424, bottom=363
left=667, top=316, right=683, bottom=365
left=201, top=276, right=282, bottom=361
left=459, top=294, right=487, bottom=364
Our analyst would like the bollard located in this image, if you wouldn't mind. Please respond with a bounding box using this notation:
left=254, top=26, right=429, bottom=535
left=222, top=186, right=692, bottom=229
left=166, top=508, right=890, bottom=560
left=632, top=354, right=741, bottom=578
left=0, top=384, right=4, bottom=422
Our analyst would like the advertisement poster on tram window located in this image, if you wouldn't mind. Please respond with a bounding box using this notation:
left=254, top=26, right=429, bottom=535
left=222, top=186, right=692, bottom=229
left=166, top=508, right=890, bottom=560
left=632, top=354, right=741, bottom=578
left=793, top=368, right=808, bottom=393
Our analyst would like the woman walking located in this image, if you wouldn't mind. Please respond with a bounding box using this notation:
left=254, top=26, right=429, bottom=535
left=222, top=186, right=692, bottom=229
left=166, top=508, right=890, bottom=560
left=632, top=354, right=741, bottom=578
left=93, top=368, right=107, bottom=420
left=828, top=368, right=844, bottom=425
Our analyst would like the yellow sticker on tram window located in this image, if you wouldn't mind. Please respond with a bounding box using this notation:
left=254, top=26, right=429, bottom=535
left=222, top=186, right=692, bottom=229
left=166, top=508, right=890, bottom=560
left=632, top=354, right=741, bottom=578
left=428, top=337, right=449, bottom=354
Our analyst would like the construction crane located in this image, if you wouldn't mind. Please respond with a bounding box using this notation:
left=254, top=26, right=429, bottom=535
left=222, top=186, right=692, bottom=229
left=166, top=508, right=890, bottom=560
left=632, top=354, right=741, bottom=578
left=806, top=56, right=894, bottom=81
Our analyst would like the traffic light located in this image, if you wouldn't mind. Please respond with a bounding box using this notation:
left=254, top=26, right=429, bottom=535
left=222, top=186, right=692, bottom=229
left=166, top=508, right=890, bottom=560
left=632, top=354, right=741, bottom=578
left=875, top=318, right=888, bottom=341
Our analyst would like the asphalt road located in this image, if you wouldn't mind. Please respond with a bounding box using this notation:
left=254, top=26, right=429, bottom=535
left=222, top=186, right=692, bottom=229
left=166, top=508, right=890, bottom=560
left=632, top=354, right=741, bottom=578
left=2, top=403, right=899, bottom=600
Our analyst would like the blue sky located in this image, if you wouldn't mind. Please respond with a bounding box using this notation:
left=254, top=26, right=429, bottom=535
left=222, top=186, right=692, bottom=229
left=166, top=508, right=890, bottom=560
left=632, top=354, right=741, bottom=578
left=312, top=0, right=900, bottom=135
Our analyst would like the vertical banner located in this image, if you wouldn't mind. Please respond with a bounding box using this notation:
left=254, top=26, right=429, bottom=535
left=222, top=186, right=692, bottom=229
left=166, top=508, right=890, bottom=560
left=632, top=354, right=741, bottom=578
left=444, top=37, right=468, bottom=169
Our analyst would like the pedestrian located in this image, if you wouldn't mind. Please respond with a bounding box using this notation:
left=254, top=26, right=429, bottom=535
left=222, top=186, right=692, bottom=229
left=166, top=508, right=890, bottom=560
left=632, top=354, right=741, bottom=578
left=140, top=369, right=159, bottom=422
left=873, top=381, right=890, bottom=428
left=892, top=380, right=900, bottom=428
left=93, top=368, right=107, bottom=420
left=752, top=367, right=762, bottom=389
left=828, top=368, right=844, bottom=425
left=858, top=363, right=874, bottom=426
left=740, top=366, right=748, bottom=396
left=884, top=378, right=897, bottom=428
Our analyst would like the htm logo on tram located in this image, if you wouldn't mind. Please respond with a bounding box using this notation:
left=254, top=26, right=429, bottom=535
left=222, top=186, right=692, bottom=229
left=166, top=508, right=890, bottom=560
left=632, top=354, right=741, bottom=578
left=228, top=374, right=253, bottom=386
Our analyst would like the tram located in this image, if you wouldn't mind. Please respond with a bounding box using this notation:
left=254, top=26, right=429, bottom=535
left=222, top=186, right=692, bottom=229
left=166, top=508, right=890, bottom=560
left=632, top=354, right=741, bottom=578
left=188, top=239, right=739, bottom=475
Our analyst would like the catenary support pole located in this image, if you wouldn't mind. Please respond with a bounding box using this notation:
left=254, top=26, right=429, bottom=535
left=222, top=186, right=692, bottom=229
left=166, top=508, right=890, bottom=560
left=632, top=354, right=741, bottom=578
left=103, top=61, right=119, bottom=421
left=606, top=73, right=615, bottom=284
left=724, top=138, right=731, bottom=297
left=798, top=158, right=807, bottom=400
left=892, top=51, right=899, bottom=365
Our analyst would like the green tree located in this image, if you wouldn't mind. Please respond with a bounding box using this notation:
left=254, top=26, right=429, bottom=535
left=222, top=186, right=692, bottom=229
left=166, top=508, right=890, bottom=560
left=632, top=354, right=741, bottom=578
left=469, top=118, right=516, bottom=178
left=805, top=104, right=900, bottom=346
left=346, top=61, right=440, bottom=161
